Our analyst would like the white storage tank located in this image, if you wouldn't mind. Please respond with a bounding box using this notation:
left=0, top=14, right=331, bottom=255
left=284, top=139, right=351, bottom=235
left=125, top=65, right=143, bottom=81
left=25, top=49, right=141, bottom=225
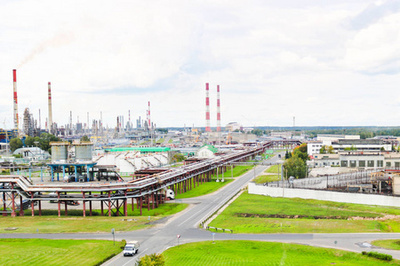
left=75, top=143, right=93, bottom=162
left=393, top=176, right=400, bottom=196
left=50, top=142, right=69, bottom=163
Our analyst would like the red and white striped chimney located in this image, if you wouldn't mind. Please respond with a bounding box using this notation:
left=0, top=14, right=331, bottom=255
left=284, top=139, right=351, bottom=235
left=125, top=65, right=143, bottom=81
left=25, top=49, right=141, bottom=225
left=48, top=82, right=53, bottom=133
left=217, top=85, right=221, bottom=132
left=13, top=69, right=19, bottom=130
left=205, top=83, right=211, bottom=132
left=147, top=101, right=151, bottom=129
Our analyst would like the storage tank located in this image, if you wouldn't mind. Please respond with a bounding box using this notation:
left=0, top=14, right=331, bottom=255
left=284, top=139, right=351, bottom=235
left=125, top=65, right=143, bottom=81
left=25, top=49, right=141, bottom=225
left=75, top=143, right=93, bottom=162
left=50, top=142, right=69, bottom=163
left=393, top=176, right=400, bottom=196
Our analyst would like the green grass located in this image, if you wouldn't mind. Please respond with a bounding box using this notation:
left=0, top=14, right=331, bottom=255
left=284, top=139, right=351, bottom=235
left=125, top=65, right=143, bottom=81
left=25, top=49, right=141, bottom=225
left=1, top=203, right=187, bottom=233
left=372, top=240, right=400, bottom=250
left=253, top=174, right=280, bottom=184
left=215, top=165, right=255, bottom=179
left=175, top=165, right=253, bottom=199
left=266, top=164, right=282, bottom=174
left=175, top=179, right=233, bottom=199
left=168, top=139, right=173, bottom=143
left=163, top=240, right=399, bottom=265
left=209, top=192, right=400, bottom=233
left=0, top=239, right=124, bottom=266
left=156, top=138, right=165, bottom=144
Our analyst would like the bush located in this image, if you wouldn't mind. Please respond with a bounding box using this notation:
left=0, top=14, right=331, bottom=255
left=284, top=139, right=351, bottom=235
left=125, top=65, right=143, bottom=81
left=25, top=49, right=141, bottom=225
left=361, top=251, right=392, bottom=261
left=136, top=253, right=165, bottom=266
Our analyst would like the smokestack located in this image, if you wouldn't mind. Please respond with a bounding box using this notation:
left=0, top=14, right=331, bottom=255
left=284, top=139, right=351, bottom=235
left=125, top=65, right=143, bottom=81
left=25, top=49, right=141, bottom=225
left=13, top=69, right=19, bottom=130
left=147, top=101, right=151, bottom=130
left=48, top=82, right=53, bottom=133
left=217, top=85, right=221, bottom=132
left=205, top=83, right=211, bottom=132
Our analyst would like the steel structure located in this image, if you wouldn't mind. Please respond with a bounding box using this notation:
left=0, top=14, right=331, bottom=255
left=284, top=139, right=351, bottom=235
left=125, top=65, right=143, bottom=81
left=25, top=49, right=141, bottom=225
left=0, top=143, right=271, bottom=217
left=48, top=82, right=53, bottom=134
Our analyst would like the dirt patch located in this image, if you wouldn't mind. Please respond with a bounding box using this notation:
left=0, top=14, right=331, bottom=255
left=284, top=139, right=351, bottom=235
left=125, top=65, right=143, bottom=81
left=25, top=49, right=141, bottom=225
left=235, top=213, right=400, bottom=221
left=348, top=215, right=400, bottom=221
left=235, top=213, right=345, bottom=220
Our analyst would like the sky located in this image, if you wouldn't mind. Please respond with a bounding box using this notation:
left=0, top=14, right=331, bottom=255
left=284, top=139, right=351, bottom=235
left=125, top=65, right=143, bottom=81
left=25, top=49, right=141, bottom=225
left=1, top=0, right=400, bottom=129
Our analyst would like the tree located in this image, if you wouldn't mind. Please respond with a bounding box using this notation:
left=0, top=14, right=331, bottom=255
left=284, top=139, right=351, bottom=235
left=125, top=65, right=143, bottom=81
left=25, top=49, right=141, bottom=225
left=136, top=253, right=165, bottom=266
left=37, top=133, right=61, bottom=153
left=320, top=146, right=327, bottom=154
left=172, top=153, right=186, bottom=163
left=9, top=138, right=23, bottom=152
left=327, top=145, right=334, bottom=154
left=320, top=145, right=334, bottom=154
left=283, top=156, right=307, bottom=179
left=80, top=135, right=90, bottom=142
left=251, top=129, right=264, bottom=136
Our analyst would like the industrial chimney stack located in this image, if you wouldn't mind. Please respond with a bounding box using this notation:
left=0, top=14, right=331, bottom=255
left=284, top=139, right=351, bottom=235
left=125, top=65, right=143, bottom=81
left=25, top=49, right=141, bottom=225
left=217, top=85, right=221, bottom=132
left=147, top=101, right=151, bottom=130
left=48, top=82, right=53, bottom=133
left=13, top=69, right=19, bottom=130
left=205, top=83, right=211, bottom=132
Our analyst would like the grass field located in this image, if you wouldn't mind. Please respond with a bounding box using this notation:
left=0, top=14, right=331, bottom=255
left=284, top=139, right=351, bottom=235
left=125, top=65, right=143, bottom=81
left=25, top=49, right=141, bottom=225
left=209, top=192, right=400, bottom=233
left=175, top=165, right=253, bottom=199
left=156, top=138, right=164, bottom=143
left=372, top=240, right=400, bottom=250
left=163, top=240, right=399, bottom=265
left=266, top=164, right=282, bottom=173
left=175, top=179, right=233, bottom=199
left=213, top=165, right=255, bottom=179
left=253, top=174, right=280, bottom=184
left=1, top=203, right=187, bottom=233
left=0, top=239, right=124, bottom=266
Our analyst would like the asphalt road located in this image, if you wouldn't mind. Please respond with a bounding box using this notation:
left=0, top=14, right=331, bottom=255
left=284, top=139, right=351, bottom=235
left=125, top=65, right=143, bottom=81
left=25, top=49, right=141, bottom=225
left=3, top=152, right=400, bottom=265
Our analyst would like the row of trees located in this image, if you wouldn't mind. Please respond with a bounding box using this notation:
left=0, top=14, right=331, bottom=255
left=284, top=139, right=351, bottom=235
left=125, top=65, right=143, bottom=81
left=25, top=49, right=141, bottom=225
left=9, top=133, right=61, bottom=153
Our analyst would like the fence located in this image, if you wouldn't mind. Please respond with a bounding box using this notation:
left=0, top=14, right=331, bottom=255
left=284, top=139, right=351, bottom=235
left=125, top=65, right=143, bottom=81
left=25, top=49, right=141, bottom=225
left=249, top=182, right=400, bottom=207
left=266, top=170, right=377, bottom=189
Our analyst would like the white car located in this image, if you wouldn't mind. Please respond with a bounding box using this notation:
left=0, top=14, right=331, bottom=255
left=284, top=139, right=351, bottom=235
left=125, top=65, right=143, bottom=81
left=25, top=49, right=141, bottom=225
left=123, top=241, right=139, bottom=256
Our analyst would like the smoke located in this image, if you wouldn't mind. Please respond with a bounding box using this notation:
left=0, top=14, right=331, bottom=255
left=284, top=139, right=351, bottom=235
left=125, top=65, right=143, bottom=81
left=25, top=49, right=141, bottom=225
left=18, top=31, right=75, bottom=68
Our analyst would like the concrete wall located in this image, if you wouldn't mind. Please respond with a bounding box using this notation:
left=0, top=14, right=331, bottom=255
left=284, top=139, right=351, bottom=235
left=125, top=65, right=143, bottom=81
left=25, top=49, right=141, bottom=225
left=248, top=182, right=400, bottom=207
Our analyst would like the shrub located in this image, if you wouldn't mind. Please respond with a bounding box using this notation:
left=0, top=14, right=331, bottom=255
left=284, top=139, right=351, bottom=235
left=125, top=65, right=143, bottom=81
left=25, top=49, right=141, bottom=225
left=136, top=253, right=165, bottom=266
left=361, top=251, right=392, bottom=261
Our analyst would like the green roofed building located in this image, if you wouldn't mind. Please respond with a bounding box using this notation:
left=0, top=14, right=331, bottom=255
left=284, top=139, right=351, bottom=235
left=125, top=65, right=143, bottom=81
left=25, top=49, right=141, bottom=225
left=196, top=144, right=218, bottom=158
left=105, top=147, right=171, bottom=154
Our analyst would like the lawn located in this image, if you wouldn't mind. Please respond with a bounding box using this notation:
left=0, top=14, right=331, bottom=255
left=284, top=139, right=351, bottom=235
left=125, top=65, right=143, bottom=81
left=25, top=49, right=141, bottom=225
left=213, top=165, right=255, bottom=179
left=156, top=138, right=165, bottom=144
left=266, top=164, right=282, bottom=173
left=175, top=165, right=253, bottom=199
left=209, top=192, right=400, bottom=233
left=175, top=179, right=233, bottom=199
left=253, top=174, right=280, bottom=184
left=1, top=203, right=187, bottom=233
left=372, top=240, right=400, bottom=250
left=0, top=239, right=124, bottom=266
left=163, top=240, right=399, bottom=265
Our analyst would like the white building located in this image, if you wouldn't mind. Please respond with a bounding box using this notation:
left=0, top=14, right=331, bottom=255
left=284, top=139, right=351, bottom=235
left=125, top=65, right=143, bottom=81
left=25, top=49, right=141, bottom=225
left=317, top=134, right=360, bottom=142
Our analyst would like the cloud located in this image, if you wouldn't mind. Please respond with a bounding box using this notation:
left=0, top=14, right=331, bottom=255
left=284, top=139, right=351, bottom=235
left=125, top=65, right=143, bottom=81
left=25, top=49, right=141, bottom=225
left=347, top=0, right=400, bottom=30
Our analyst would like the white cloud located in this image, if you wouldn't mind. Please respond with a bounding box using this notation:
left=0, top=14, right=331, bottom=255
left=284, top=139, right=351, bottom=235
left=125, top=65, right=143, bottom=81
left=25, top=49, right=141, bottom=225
left=1, top=0, right=400, bottom=129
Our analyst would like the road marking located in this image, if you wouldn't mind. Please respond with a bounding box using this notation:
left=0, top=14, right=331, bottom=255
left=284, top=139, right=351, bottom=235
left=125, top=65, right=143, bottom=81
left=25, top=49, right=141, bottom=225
left=121, top=248, right=148, bottom=266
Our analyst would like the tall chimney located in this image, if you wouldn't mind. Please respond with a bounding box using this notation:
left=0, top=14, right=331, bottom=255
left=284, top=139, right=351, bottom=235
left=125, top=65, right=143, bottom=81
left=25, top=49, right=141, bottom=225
left=205, top=83, right=211, bottom=132
left=48, top=82, right=53, bottom=133
left=217, top=85, right=221, bottom=132
left=147, top=101, right=151, bottom=130
left=13, top=69, right=19, bottom=130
